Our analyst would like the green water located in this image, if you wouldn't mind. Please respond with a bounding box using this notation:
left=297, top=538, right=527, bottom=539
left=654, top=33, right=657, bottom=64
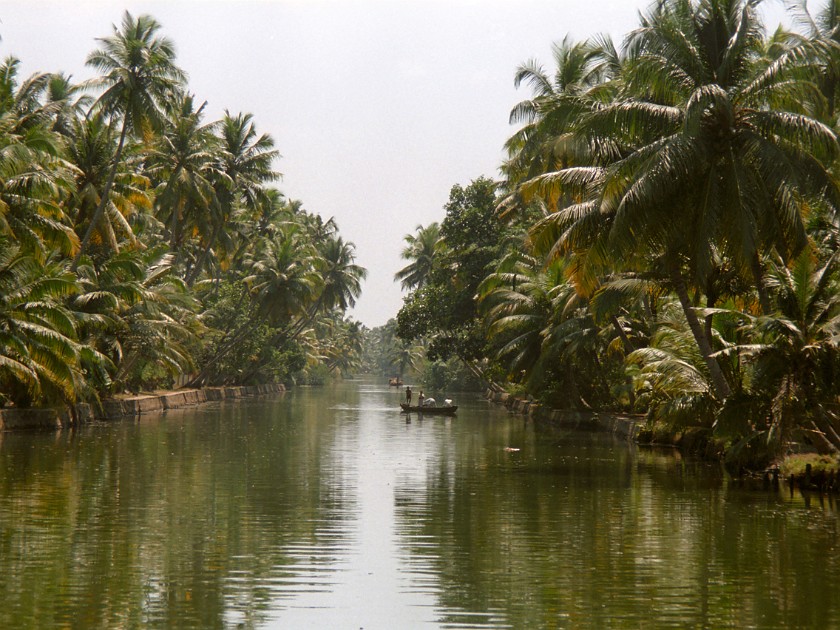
left=0, top=379, right=837, bottom=628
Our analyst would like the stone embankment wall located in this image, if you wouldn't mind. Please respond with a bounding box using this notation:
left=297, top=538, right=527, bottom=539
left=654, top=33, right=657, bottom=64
left=0, top=384, right=285, bottom=432
left=485, top=389, right=642, bottom=440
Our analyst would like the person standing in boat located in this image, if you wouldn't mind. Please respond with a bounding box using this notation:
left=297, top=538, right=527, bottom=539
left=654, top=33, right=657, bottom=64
left=405, top=386, right=412, bottom=405
left=418, top=390, right=424, bottom=407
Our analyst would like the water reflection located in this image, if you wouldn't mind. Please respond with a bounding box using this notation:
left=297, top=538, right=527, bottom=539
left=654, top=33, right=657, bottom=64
left=0, top=380, right=838, bottom=628
left=0, top=392, right=360, bottom=629
left=392, top=418, right=840, bottom=629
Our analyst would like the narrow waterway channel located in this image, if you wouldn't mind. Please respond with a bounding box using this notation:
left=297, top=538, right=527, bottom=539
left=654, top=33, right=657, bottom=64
left=0, top=378, right=838, bottom=628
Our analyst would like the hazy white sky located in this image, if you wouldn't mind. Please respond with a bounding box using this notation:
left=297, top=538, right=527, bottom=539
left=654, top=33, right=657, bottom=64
left=0, top=0, right=795, bottom=326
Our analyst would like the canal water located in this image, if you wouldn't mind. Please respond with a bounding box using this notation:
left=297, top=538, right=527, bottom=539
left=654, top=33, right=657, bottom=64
left=0, top=379, right=838, bottom=629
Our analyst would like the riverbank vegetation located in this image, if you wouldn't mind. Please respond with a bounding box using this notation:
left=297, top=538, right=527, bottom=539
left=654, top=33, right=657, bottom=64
left=395, top=0, right=840, bottom=471
left=0, top=12, right=366, bottom=410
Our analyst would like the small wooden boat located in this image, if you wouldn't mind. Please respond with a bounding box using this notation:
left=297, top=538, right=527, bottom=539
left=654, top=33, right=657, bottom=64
left=388, top=378, right=404, bottom=387
left=400, top=403, right=457, bottom=415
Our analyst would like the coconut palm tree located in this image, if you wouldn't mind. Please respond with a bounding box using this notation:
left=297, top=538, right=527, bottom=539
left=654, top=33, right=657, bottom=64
left=0, top=58, right=78, bottom=260
left=187, top=111, right=279, bottom=283
left=245, top=225, right=323, bottom=328
left=500, top=34, right=620, bottom=218
left=478, top=249, right=617, bottom=405
left=44, top=72, right=92, bottom=137
left=478, top=250, right=556, bottom=384
left=65, top=113, right=151, bottom=255
left=187, top=225, right=322, bottom=387
left=316, top=236, right=366, bottom=312
left=783, top=0, right=840, bottom=120
left=394, top=222, right=440, bottom=291
left=323, top=318, right=366, bottom=376
left=72, top=246, right=199, bottom=393
left=111, top=248, right=200, bottom=391
left=217, top=111, right=279, bottom=213
left=145, top=93, right=224, bottom=259
left=520, top=0, right=840, bottom=400
left=0, top=242, right=84, bottom=407
left=626, top=301, right=718, bottom=427
left=0, top=56, right=58, bottom=134
left=236, top=229, right=365, bottom=383
left=729, top=247, right=840, bottom=454
left=606, top=0, right=836, bottom=304
left=286, top=235, right=366, bottom=340
left=74, top=11, right=185, bottom=265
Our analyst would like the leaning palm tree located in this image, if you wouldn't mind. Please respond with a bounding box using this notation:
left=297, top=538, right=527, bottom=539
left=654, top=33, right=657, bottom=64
left=322, top=318, right=366, bottom=376
left=522, top=0, right=840, bottom=400
left=0, top=56, right=59, bottom=135
left=245, top=225, right=323, bottom=328
left=287, top=235, right=367, bottom=339
left=316, top=235, right=367, bottom=312
left=190, top=111, right=279, bottom=281
left=217, top=111, right=279, bottom=214
left=65, top=113, right=151, bottom=255
left=74, top=11, right=186, bottom=265
left=602, top=0, right=837, bottom=306
left=111, top=249, right=200, bottom=391
left=394, top=222, right=440, bottom=291
left=187, top=225, right=322, bottom=387
left=626, top=301, right=718, bottom=428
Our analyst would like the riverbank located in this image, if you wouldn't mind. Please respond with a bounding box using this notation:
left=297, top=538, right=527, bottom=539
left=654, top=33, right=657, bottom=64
left=0, top=384, right=286, bottom=432
left=485, top=389, right=840, bottom=491
left=485, top=389, right=643, bottom=439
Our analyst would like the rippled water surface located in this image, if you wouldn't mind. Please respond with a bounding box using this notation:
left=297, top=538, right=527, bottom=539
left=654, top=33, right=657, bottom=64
left=1, top=379, right=838, bottom=628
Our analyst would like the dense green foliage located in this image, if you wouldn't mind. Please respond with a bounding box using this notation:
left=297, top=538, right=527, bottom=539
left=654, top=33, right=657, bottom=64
left=0, top=11, right=367, bottom=408
left=396, top=0, right=840, bottom=467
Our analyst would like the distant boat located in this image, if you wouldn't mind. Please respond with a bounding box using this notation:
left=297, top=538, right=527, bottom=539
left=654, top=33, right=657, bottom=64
left=388, top=377, right=404, bottom=387
left=400, top=403, right=457, bottom=416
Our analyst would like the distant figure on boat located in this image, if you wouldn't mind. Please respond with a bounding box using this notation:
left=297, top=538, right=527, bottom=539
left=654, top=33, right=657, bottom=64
left=405, top=386, right=412, bottom=404
left=389, top=377, right=404, bottom=387
left=418, top=390, right=424, bottom=407
left=444, top=398, right=452, bottom=407
left=422, top=397, right=436, bottom=407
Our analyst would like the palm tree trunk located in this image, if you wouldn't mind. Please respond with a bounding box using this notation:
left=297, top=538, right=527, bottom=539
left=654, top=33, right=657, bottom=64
left=186, top=221, right=222, bottom=286
left=458, top=355, right=503, bottom=392
left=812, top=408, right=840, bottom=453
left=610, top=315, right=633, bottom=353
left=72, top=117, right=129, bottom=269
left=608, top=317, right=636, bottom=409
left=643, top=293, right=656, bottom=323
left=704, top=294, right=716, bottom=349
left=286, top=294, right=325, bottom=341
left=185, top=315, right=258, bottom=387
left=669, top=263, right=732, bottom=400
left=233, top=310, right=311, bottom=385
left=169, top=198, right=183, bottom=251
left=751, top=253, right=772, bottom=315
left=224, top=311, right=308, bottom=386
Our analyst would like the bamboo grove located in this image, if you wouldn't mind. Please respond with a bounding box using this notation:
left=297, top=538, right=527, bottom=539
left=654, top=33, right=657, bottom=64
left=0, top=12, right=367, bottom=410
left=394, top=0, right=840, bottom=469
